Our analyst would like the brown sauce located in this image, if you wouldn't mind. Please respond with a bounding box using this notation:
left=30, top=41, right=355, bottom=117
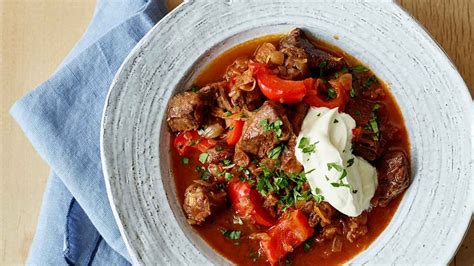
left=171, top=34, right=409, bottom=265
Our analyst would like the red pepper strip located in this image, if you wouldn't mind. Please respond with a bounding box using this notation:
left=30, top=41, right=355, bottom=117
left=304, top=73, right=353, bottom=110
left=227, top=120, right=244, bottom=145
left=249, top=63, right=313, bottom=104
left=260, top=210, right=314, bottom=265
left=173, top=130, right=216, bottom=156
left=228, top=180, right=276, bottom=227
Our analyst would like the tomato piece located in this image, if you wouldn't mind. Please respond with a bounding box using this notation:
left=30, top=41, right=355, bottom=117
left=260, top=210, right=314, bottom=265
left=304, top=73, right=352, bottom=110
left=173, top=130, right=216, bottom=156
left=228, top=180, right=276, bottom=227
left=249, top=63, right=313, bottom=104
left=227, top=120, right=244, bottom=145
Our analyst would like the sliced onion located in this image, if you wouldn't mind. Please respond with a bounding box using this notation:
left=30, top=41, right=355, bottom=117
left=201, top=123, right=224, bottom=139
left=270, top=51, right=285, bottom=65
left=234, top=69, right=256, bottom=92
left=254, top=42, right=277, bottom=64
left=222, top=163, right=235, bottom=170
left=249, top=232, right=270, bottom=241
left=331, top=235, right=343, bottom=253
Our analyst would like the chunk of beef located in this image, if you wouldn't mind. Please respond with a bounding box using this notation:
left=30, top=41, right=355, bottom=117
left=316, top=201, right=337, bottom=226
left=183, top=182, right=226, bottom=225
left=167, top=82, right=230, bottom=132
left=263, top=193, right=279, bottom=218
left=342, top=212, right=368, bottom=243
left=315, top=224, right=342, bottom=243
left=167, top=92, right=206, bottom=132
left=280, top=28, right=345, bottom=72
left=238, top=101, right=292, bottom=158
left=206, top=142, right=234, bottom=164
left=280, top=136, right=303, bottom=173
left=278, top=46, right=310, bottom=80
left=287, top=102, right=309, bottom=135
left=198, top=81, right=233, bottom=111
left=298, top=201, right=321, bottom=227
left=375, top=151, right=410, bottom=207
left=243, top=89, right=265, bottom=111
left=351, top=71, right=386, bottom=100
left=233, top=144, right=250, bottom=167
left=345, top=99, right=386, bottom=161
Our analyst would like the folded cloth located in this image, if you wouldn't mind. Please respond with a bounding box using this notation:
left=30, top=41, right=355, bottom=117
left=10, top=0, right=169, bottom=264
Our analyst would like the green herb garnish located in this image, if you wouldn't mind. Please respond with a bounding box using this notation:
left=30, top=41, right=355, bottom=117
left=267, top=145, right=283, bottom=159
left=181, top=157, right=189, bottom=165
left=303, top=238, right=314, bottom=252
left=351, top=65, right=369, bottom=72
left=364, top=75, right=377, bottom=88
left=327, top=162, right=344, bottom=172
left=190, top=85, right=199, bottom=92
left=224, top=172, right=233, bottom=181
left=350, top=87, right=356, bottom=98
left=220, top=229, right=241, bottom=239
left=347, top=158, right=355, bottom=167
left=298, top=137, right=318, bottom=154
left=198, top=153, right=209, bottom=164
left=200, top=170, right=211, bottom=180
left=327, top=88, right=337, bottom=99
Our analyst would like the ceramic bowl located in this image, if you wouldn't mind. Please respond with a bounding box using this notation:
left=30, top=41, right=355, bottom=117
left=100, top=1, right=473, bottom=264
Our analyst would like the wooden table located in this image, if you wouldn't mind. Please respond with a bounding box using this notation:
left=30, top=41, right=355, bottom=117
left=1, top=1, right=472, bottom=265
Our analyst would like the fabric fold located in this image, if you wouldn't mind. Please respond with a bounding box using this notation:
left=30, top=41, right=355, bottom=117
left=13, top=0, right=170, bottom=263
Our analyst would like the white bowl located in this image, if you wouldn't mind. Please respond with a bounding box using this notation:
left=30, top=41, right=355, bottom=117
left=101, top=1, right=473, bottom=264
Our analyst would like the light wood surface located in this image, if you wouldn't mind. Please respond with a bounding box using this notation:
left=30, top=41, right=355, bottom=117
left=0, top=0, right=472, bottom=265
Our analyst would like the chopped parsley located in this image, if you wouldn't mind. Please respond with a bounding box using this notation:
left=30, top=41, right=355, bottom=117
left=224, top=172, right=233, bottom=181
left=351, top=65, right=369, bottom=72
left=181, top=157, right=189, bottom=165
left=215, top=145, right=224, bottom=151
left=200, top=170, right=211, bottom=181
left=298, top=137, right=318, bottom=154
left=220, top=229, right=241, bottom=239
left=327, top=88, right=337, bottom=99
left=347, top=158, right=355, bottom=167
left=334, top=119, right=339, bottom=124
left=190, top=85, right=199, bottom=92
left=350, top=87, right=356, bottom=98
left=314, top=187, right=324, bottom=203
left=195, top=165, right=204, bottom=172
left=319, top=60, right=328, bottom=76
left=260, top=119, right=283, bottom=139
left=327, top=162, right=344, bottom=172
left=223, top=159, right=231, bottom=166
left=267, top=145, right=283, bottom=159
left=364, top=75, right=377, bottom=88
left=330, top=180, right=351, bottom=188
left=303, top=238, right=314, bottom=252
left=354, top=111, right=361, bottom=116
left=373, top=103, right=381, bottom=111
left=198, top=153, right=209, bottom=164
left=224, top=110, right=232, bottom=116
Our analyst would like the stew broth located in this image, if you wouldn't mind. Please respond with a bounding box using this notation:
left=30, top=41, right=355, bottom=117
left=170, top=34, right=409, bottom=265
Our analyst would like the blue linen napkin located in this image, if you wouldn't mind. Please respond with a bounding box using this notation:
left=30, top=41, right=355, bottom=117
left=10, top=0, right=169, bottom=264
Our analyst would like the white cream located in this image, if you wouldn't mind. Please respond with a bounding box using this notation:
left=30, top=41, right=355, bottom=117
left=295, top=107, right=377, bottom=217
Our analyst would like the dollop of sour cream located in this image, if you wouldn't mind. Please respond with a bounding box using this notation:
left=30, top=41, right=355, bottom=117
left=295, top=107, right=377, bottom=217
